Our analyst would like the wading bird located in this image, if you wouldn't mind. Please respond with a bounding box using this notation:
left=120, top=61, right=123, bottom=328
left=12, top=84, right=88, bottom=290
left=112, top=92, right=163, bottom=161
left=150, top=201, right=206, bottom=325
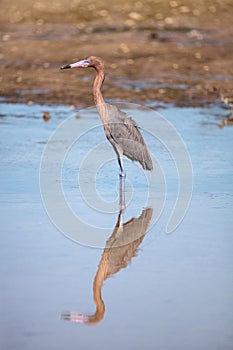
left=61, top=56, right=153, bottom=177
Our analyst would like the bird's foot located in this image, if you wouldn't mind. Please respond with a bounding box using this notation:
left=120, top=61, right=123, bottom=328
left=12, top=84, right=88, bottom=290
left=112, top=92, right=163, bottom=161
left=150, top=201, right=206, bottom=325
left=119, top=171, right=126, bottom=178
left=119, top=204, right=126, bottom=213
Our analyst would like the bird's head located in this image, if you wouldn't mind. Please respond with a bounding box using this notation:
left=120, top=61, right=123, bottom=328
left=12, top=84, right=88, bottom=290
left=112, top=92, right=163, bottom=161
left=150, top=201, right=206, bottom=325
left=60, top=56, right=103, bottom=70
left=60, top=56, right=104, bottom=72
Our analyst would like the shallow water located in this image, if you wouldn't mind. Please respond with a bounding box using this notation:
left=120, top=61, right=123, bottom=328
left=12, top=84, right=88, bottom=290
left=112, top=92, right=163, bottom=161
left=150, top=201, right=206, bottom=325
left=0, top=101, right=232, bottom=350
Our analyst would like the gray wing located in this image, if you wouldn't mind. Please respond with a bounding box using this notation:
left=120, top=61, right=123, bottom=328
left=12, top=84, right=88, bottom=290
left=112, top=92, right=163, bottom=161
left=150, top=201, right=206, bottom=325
left=105, top=207, right=153, bottom=276
left=107, top=104, right=153, bottom=171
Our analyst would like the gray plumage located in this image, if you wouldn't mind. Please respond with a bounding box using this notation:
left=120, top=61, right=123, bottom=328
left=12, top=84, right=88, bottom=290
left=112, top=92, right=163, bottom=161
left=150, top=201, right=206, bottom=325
left=106, top=104, right=153, bottom=171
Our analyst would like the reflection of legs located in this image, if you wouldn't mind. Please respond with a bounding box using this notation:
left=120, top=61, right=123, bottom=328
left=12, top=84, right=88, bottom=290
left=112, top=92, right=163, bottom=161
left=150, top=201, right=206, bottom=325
left=118, top=157, right=126, bottom=178
left=119, top=176, right=126, bottom=227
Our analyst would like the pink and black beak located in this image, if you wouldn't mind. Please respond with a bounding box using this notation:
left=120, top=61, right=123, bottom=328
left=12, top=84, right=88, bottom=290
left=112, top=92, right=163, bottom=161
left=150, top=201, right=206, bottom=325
left=60, top=63, right=71, bottom=69
left=60, top=59, right=90, bottom=70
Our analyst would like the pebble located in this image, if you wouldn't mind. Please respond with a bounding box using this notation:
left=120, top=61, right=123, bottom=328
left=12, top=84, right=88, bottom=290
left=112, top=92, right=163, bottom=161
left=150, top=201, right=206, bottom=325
left=169, top=1, right=178, bottom=8
left=179, top=6, right=190, bottom=13
left=3, top=34, right=11, bottom=41
left=158, top=88, right=166, bottom=94
left=187, top=30, right=204, bottom=40
left=119, top=43, right=130, bottom=53
left=16, top=76, right=22, bottom=83
left=124, top=19, right=136, bottom=27
left=194, top=52, right=201, bottom=59
left=155, top=13, right=163, bottom=20
left=129, top=12, right=142, bottom=21
left=110, top=63, right=117, bottom=69
left=192, top=9, right=201, bottom=16
left=164, top=17, right=174, bottom=24
left=43, top=111, right=51, bottom=122
left=99, top=10, right=108, bottom=17
left=127, top=59, right=134, bottom=65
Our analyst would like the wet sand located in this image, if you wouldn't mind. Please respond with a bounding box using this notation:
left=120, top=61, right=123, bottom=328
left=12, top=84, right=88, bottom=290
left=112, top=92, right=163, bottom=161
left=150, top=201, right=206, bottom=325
left=0, top=0, right=233, bottom=107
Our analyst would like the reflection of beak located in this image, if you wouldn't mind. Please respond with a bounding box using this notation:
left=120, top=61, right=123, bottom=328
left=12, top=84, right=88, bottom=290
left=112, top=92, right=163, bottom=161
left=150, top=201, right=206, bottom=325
left=60, top=64, right=71, bottom=69
left=61, top=311, right=89, bottom=324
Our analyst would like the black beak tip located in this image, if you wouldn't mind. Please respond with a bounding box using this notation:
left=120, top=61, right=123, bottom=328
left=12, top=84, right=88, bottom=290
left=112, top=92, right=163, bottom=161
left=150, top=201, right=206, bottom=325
left=60, top=64, right=71, bottom=70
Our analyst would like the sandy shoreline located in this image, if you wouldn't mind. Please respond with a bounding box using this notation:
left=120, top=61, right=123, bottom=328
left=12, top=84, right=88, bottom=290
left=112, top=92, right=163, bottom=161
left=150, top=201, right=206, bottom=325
left=0, top=0, right=232, bottom=107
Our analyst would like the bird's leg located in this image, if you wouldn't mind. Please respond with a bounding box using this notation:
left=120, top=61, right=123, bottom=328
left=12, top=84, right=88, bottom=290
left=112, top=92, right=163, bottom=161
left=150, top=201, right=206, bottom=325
left=118, top=157, right=126, bottom=178
left=119, top=176, right=126, bottom=227
left=118, top=156, right=126, bottom=227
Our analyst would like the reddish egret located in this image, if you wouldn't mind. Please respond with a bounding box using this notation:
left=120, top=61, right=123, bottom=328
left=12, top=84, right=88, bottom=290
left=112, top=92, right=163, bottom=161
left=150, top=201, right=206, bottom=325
left=61, top=56, right=153, bottom=177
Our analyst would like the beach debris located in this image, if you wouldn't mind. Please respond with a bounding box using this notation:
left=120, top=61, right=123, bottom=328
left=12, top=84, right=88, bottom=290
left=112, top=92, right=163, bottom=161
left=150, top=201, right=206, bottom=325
left=43, top=111, right=51, bottom=122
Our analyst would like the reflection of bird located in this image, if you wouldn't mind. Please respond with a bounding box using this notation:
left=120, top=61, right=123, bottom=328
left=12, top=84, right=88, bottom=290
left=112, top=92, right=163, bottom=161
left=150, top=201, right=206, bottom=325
left=61, top=206, right=153, bottom=325
left=61, top=178, right=152, bottom=325
left=61, top=56, right=153, bottom=177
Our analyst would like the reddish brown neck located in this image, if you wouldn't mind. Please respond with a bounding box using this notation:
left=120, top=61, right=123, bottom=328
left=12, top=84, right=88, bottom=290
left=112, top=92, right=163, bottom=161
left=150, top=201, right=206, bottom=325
left=93, top=68, right=105, bottom=106
left=93, top=67, right=109, bottom=126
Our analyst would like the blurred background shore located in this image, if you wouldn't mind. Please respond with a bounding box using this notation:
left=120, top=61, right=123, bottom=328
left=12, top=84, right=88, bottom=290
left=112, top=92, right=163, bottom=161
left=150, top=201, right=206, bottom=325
left=0, top=0, right=232, bottom=107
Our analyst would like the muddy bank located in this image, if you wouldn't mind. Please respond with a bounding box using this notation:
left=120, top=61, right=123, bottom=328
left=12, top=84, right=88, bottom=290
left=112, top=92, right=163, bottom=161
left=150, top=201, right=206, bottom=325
left=0, top=0, right=232, bottom=107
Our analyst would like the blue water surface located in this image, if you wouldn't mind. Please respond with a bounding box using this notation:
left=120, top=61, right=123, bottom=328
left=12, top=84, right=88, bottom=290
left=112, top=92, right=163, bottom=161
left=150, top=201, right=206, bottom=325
left=0, top=101, right=232, bottom=350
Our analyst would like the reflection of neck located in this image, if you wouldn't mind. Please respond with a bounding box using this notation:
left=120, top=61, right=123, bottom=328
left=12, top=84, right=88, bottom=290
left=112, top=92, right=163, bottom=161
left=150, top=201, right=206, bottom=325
left=86, top=178, right=125, bottom=325
left=86, top=250, right=108, bottom=325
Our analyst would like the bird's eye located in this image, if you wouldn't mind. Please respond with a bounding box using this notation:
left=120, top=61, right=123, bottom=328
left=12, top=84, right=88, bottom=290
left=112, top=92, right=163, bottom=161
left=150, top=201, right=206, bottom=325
left=83, top=60, right=90, bottom=65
